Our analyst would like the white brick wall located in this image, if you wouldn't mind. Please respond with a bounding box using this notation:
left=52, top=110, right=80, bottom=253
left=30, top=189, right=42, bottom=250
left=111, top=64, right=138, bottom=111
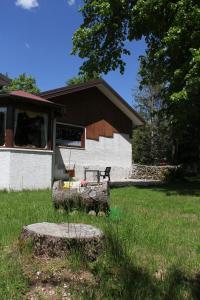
left=0, top=149, right=53, bottom=191
left=54, top=133, right=132, bottom=181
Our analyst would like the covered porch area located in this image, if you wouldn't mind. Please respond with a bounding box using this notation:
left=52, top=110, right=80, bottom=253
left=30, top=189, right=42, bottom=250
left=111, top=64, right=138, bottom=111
left=0, top=90, right=61, bottom=190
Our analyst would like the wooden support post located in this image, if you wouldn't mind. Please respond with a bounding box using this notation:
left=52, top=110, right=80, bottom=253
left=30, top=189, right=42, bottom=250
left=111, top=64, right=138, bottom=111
left=5, top=106, right=14, bottom=148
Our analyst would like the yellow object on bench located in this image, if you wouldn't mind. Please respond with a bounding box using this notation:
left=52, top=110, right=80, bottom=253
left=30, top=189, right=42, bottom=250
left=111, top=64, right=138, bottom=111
left=63, top=181, right=81, bottom=189
left=63, top=182, right=73, bottom=189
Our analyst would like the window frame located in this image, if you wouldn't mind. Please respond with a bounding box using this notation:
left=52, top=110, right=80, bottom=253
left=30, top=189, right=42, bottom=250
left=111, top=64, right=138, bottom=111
left=56, top=122, right=85, bottom=149
left=13, top=109, right=48, bottom=150
left=0, top=107, right=7, bottom=147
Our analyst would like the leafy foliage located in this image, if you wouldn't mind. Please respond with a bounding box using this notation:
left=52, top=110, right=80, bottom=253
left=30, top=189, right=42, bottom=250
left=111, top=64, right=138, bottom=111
left=72, top=0, right=199, bottom=96
left=72, top=0, right=200, bottom=166
left=66, top=72, right=101, bottom=86
left=132, top=125, right=151, bottom=164
left=3, top=73, right=40, bottom=94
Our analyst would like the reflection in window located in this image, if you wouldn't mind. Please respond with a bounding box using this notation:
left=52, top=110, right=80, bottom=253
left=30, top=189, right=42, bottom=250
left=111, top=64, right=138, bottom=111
left=14, top=110, right=48, bottom=148
left=56, top=123, right=85, bottom=148
left=0, top=107, right=6, bottom=146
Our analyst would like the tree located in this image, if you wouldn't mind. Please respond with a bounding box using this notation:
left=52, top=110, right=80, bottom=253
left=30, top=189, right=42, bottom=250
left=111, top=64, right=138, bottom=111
left=132, top=71, right=172, bottom=165
left=132, top=126, right=152, bottom=165
left=66, top=72, right=101, bottom=86
left=72, top=0, right=200, bottom=167
left=132, top=121, right=172, bottom=165
left=72, top=0, right=199, bottom=106
left=72, top=0, right=199, bottom=96
left=3, top=73, right=40, bottom=94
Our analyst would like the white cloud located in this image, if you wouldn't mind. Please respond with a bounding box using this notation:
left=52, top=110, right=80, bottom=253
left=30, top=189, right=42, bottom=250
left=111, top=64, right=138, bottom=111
left=25, top=43, right=30, bottom=49
left=67, top=0, right=75, bottom=6
left=16, top=0, right=39, bottom=10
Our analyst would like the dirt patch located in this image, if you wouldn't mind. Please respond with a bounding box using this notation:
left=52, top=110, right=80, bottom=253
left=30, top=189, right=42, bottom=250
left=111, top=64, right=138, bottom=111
left=26, top=283, right=71, bottom=300
left=22, top=255, right=96, bottom=299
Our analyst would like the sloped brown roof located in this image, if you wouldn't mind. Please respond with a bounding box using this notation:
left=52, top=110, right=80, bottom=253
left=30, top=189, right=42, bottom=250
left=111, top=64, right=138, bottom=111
left=40, top=79, right=145, bottom=126
left=10, top=90, right=55, bottom=103
left=0, top=90, right=61, bottom=108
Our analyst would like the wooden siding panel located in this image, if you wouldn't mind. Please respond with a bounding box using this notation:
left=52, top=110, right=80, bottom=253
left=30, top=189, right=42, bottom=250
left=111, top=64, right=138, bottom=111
left=86, top=120, right=117, bottom=140
left=54, top=87, right=132, bottom=141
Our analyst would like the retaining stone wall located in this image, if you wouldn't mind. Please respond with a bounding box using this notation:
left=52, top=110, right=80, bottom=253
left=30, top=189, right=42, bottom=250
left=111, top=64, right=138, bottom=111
left=131, top=164, right=178, bottom=181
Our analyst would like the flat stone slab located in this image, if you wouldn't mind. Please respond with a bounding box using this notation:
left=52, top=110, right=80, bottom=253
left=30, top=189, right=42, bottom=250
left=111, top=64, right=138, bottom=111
left=20, top=223, right=104, bottom=261
left=110, top=179, right=164, bottom=188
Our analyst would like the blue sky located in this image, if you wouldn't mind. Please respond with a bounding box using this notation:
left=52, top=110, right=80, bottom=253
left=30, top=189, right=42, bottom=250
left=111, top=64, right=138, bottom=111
left=0, top=0, right=146, bottom=105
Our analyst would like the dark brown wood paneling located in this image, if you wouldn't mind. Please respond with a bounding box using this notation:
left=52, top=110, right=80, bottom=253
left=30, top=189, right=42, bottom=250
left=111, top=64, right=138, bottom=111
left=47, top=111, right=54, bottom=150
left=54, top=87, right=132, bottom=140
left=5, top=129, right=13, bottom=147
left=5, top=106, right=14, bottom=147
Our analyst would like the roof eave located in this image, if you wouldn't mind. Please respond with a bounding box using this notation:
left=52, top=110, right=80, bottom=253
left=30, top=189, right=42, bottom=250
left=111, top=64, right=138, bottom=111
left=40, top=79, right=102, bottom=98
left=0, top=93, right=62, bottom=109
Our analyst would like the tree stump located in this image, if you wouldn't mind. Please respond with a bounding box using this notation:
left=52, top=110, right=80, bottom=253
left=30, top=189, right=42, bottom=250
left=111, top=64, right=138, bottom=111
left=20, top=222, right=104, bottom=261
left=52, top=181, right=110, bottom=215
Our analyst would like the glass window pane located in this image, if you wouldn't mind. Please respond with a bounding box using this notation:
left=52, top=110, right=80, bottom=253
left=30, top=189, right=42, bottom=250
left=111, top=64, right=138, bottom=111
left=0, top=108, right=6, bottom=146
left=56, top=124, right=84, bottom=148
left=14, top=110, right=48, bottom=149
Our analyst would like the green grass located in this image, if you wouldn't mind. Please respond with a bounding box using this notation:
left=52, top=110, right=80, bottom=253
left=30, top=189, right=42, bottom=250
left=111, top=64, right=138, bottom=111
left=1, top=182, right=200, bottom=299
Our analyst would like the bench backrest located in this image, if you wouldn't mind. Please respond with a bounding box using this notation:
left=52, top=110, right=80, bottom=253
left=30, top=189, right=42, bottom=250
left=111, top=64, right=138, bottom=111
left=105, top=167, right=111, bottom=176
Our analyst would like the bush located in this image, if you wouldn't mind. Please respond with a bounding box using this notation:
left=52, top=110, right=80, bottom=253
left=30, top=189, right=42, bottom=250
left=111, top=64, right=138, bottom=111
left=163, top=166, right=185, bottom=182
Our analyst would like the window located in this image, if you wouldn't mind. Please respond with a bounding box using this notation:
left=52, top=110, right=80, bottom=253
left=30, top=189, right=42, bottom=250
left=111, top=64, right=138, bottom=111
left=14, top=110, right=48, bottom=149
left=0, top=107, right=6, bottom=146
left=56, top=123, right=85, bottom=148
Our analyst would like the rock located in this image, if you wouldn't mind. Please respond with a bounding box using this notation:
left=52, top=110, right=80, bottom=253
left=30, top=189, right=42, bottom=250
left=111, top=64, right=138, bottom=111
left=69, top=210, right=78, bottom=216
left=97, top=211, right=106, bottom=217
left=20, top=222, right=104, bottom=261
left=88, top=210, right=96, bottom=216
left=154, top=268, right=166, bottom=281
left=57, top=208, right=65, bottom=214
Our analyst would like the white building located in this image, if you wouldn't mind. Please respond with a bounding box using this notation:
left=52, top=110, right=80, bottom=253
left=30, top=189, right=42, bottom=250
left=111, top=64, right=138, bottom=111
left=0, top=79, right=144, bottom=191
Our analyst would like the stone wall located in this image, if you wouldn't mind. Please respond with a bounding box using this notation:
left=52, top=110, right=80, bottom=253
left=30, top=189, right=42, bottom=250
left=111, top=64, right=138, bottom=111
left=131, top=164, right=178, bottom=181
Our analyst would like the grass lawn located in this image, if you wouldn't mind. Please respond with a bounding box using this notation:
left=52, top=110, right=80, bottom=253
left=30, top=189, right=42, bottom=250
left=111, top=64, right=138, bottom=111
left=1, top=181, right=200, bottom=299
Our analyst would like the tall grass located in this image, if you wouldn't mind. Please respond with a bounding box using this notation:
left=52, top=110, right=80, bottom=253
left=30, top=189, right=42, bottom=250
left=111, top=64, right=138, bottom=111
left=0, top=182, right=200, bottom=299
